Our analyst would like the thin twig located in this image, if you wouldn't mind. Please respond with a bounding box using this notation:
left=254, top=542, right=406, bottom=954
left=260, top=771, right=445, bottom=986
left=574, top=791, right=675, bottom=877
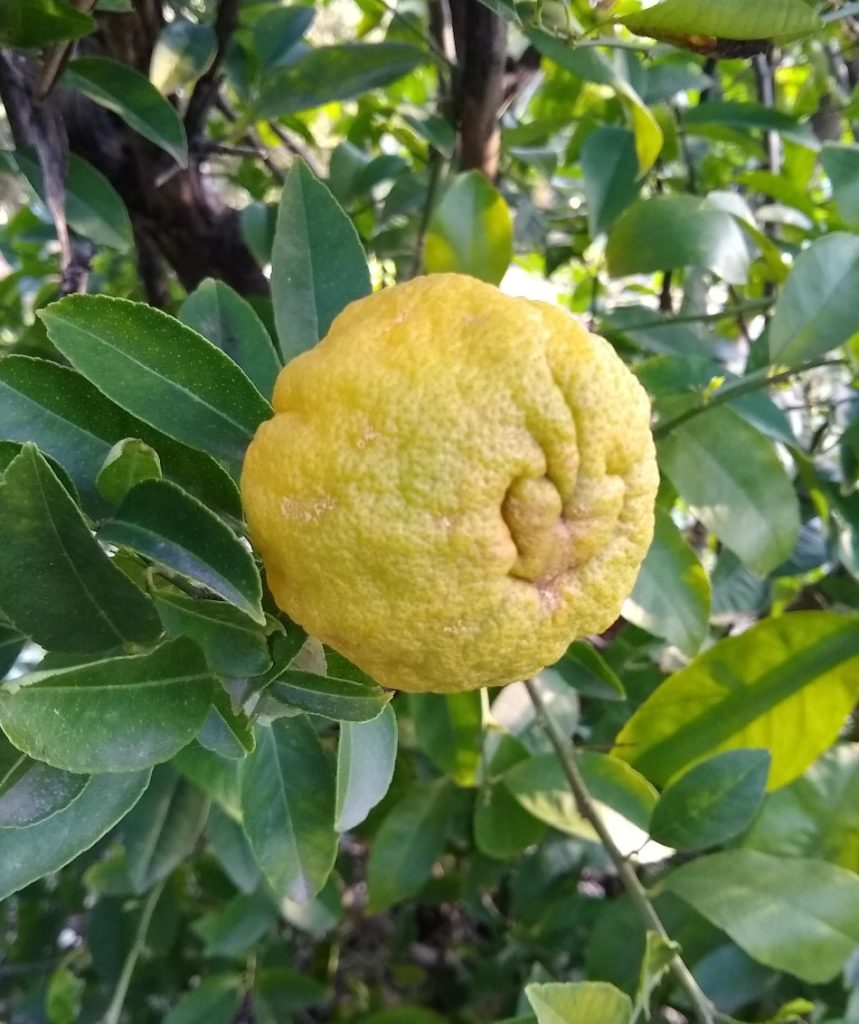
left=35, top=0, right=97, bottom=99
left=652, top=358, right=848, bottom=440
left=603, top=299, right=772, bottom=333
left=408, top=151, right=444, bottom=278
left=185, top=0, right=241, bottom=142
left=369, top=0, right=455, bottom=69
left=101, top=879, right=167, bottom=1024
left=523, top=679, right=718, bottom=1024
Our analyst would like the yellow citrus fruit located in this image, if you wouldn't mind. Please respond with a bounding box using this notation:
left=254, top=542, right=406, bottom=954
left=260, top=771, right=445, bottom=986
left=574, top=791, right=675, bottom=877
left=241, top=274, right=658, bottom=694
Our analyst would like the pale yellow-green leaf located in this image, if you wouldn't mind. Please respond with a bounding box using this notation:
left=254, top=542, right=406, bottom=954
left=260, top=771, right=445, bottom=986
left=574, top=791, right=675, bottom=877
left=613, top=612, right=859, bottom=790
left=526, top=981, right=633, bottom=1024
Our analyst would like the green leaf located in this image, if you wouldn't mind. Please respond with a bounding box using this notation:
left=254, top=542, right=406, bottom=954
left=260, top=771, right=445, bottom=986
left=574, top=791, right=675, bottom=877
left=255, top=42, right=427, bottom=119
left=194, top=888, right=278, bottom=958
left=153, top=590, right=271, bottom=677
left=240, top=717, right=337, bottom=902
left=149, top=18, right=216, bottom=94
left=253, top=5, right=315, bottom=72
left=769, top=233, right=859, bottom=364
left=96, top=438, right=162, bottom=504
left=367, top=778, right=452, bottom=911
left=267, top=666, right=391, bottom=722
left=613, top=612, right=859, bottom=790
left=503, top=752, right=658, bottom=842
left=207, top=802, right=261, bottom=894
left=620, top=0, right=822, bottom=41
left=254, top=967, right=328, bottom=1017
left=45, top=964, right=85, bottom=1024
left=665, top=850, right=859, bottom=983
left=123, top=764, right=210, bottom=892
left=657, top=406, right=799, bottom=576
left=424, top=171, right=513, bottom=285
left=525, top=982, right=633, bottom=1024
left=409, top=690, right=482, bottom=786
left=474, top=781, right=547, bottom=860
left=581, top=126, right=640, bottom=237
left=624, top=508, right=711, bottom=656
left=179, top=279, right=281, bottom=400
left=742, top=745, right=859, bottom=870
left=684, top=101, right=819, bottom=149
left=0, top=733, right=88, bottom=827
left=0, top=769, right=149, bottom=900
left=99, top=480, right=265, bottom=623
left=0, top=638, right=216, bottom=773
left=822, top=144, right=859, bottom=229
left=271, top=161, right=371, bottom=361
left=198, top=687, right=255, bottom=760
left=0, top=0, right=94, bottom=48
left=607, top=196, right=751, bottom=284
left=163, top=976, right=242, bottom=1024
left=175, top=744, right=241, bottom=819
left=335, top=704, right=398, bottom=831
left=649, top=749, right=771, bottom=851
left=0, top=355, right=241, bottom=519
left=63, top=57, right=188, bottom=166
left=634, top=932, right=678, bottom=1022
left=0, top=444, right=161, bottom=652
left=5, top=149, right=133, bottom=251
left=552, top=641, right=626, bottom=701
left=38, top=295, right=272, bottom=467
left=360, top=1011, right=448, bottom=1024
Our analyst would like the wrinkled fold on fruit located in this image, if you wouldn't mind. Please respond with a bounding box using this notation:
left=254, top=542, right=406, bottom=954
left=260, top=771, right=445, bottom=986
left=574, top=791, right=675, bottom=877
left=241, top=273, right=659, bottom=693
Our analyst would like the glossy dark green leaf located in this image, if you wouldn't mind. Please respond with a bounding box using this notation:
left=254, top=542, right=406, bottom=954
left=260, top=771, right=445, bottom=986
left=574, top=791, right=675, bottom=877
left=96, top=438, right=162, bottom=504
left=269, top=667, right=391, bottom=722
left=769, top=233, right=859, bottom=364
left=179, top=278, right=281, bottom=400
left=0, top=0, right=95, bottom=46
left=271, top=161, right=371, bottom=360
left=0, top=638, right=216, bottom=773
left=123, top=764, right=210, bottom=892
left=474, top=781, right=547, bottom=860
left=335, top=704, right=398, bottom=831
left=241, top=717, right=337, bottom=902
left=5, top=149, right=133, bottom=251
left=63, top=57, right=188, bottom=165
left=607, top=195, right=751, bottom=284
left=620, top=0, right=822, bottom=40
left=0, top=733, right=88, bottom=828
left=253, top=5, right=315, bottom=71
left=409, top=690, right=482, bottom=786
left=0, top=444, right=160, bottom=652
left=650, top=749, right=771, bottom=851
left=149, top=17, right=216, bottom=94
left=0, top=769, right=149, bottom=900
left=198, top=687, right=255, bottom=760
left=194, top=888, right=278, bottom=958
left=425, top=171, right=513, bottom=284
left=367, top=779, right=452, bottom=910
left=614, top=612, right=859, bottom=790
left=255, top=42, right=427, bottom=119
left=39, top=296, right=272, bottom=466
left=822, top=144, right=859, bottom=228
left=665, top=850, right=859, bottom=983
left=99, top=480, right=265, bottom=623
left=625, top=508, right=710, bottom=656
left=153, top=590, right=270, bottom=677
left=526, top=982, right=633, bottom=1024
left=0, top=356, right=240, bottom=519
left=163, top=976, right=242, bottom=1024
left=581, top=126, right=640, bottom=236
left=552, top=640, right=626, bottom=701
left=174, top=744, right=242, bottom=819
left=207, top=802, right=261, bottom=894
left=658, top=406, right=799, bottom=576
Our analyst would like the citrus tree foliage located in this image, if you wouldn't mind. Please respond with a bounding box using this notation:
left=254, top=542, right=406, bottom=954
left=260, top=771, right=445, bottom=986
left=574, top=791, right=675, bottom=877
left=1, top=1, right=859, bottom=1022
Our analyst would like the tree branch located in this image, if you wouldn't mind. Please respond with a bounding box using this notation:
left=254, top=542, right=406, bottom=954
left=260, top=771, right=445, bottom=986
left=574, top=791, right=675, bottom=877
left=185, top=0, right=241, bottom=143
left=524, top=679, right=718, bottom=1024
